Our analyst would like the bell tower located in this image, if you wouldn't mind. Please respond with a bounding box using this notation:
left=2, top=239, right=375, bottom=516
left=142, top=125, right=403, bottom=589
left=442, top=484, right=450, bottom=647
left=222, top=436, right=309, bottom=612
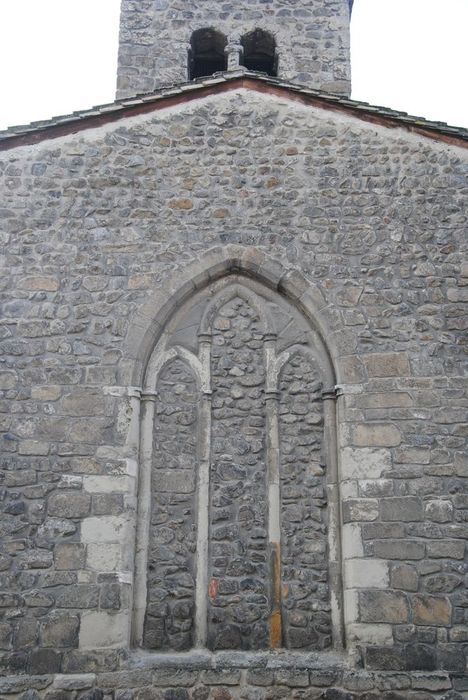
left=116, top=0, right=352, bottom=100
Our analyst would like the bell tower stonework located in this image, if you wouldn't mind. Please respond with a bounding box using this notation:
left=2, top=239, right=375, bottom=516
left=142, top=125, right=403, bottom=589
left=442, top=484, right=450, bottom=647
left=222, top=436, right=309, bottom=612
left=116, top=0, right=352, bottom=99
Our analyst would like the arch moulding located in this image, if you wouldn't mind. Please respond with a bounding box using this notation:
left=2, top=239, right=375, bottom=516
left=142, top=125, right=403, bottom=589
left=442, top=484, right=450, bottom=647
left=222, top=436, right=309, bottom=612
left=123, top=245, right=350, bottom=655
left=123, top=245, right=344, bottom=389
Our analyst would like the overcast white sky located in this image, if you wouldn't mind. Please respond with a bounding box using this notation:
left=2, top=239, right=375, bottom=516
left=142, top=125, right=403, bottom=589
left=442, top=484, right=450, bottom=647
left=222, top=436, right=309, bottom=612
left=0, top=0, right=467, bottom=131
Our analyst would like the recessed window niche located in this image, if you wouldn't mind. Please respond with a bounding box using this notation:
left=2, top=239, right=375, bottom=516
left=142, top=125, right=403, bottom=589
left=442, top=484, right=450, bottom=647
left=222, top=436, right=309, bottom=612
left=134, top=275, right=341, bottom=653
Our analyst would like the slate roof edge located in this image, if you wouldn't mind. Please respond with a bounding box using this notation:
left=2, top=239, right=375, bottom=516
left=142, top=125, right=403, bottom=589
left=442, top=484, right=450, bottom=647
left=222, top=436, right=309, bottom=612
left=0, top=71, right=467, bottom=151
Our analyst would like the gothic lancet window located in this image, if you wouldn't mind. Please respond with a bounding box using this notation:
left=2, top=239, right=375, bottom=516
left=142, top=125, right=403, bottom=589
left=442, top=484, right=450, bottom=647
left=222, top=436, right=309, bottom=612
left=240, top=29, right=278, bottom=76
left=188, top=28, right=228, bottom=80
left=136, top=277, right=340, bottom=653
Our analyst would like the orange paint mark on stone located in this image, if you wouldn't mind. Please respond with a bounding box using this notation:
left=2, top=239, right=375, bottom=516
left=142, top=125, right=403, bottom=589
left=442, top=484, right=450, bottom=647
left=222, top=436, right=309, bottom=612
left=208, top=577, right=219, bottom=601
left=270, top=609, right=282, bottom=649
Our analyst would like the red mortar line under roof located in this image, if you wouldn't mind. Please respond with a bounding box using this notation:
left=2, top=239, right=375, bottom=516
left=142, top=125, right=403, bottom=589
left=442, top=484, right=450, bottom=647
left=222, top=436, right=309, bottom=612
left=1, top=76, right=467, bottom=151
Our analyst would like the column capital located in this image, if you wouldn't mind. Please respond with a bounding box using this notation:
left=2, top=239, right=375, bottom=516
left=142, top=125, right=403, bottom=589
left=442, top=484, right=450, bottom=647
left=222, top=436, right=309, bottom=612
left=322, top=387, right=339, bottom=401
left=141, top=390, right=158, bottom=402
left=197, top=331, right=212, bottom=343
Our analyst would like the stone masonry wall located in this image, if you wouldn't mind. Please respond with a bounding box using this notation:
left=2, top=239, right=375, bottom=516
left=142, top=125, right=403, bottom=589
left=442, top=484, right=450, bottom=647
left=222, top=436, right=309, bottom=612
left=209, top=297, right=269, bottom=651
left=0, top=89, right=467, bottom=685
left=116, top=0, right=351, bottom=98
left=279, top=353, right=330, bottom=650
left=143, top=359, right=199, bottom=651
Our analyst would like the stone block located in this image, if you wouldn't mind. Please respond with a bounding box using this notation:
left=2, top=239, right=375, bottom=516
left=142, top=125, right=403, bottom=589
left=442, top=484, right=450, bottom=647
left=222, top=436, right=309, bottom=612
left=340, top=447, right=391, bottom=480
left=41, top=614, right=80, bottom=647
left=62, top=391, right=106, bottom=417
left=373, top=539, right=425, bottom=560
left=363, top=352, right=410, bottom=378
left=437, top=644, right=466, bottom=672
left=84, top=476, right=132, bottom=494
left=413, top=595, right=452, bottom=626
left=0, top=371, right=17, bottom=389
left=427, top=540, right=465, bottom=559
left=411, top=672, right=451, bottom=691
left=404, top=644, right=437, bottom=671
left=347, top=623, right=393, bottom=645
left=341, top=523, right=364, bottom=558
left=81, top=516, right=128, bottom=544
left=345, top=559, right=389, bottom=589
left=29, top=649, right=61, bottom=674
left=391, top=564, right=419, bottom=592
left=365, top=646, right=406, bottom=671
left=424, top=500, right=453, bottom=523
left=352, top=424, right=401, bottom=447
left=48, top=492, right=91, bottom=518
left=359, top=591, right=410, bottom=624
left=55, top=544, right=86, bottom=570
left=92, top=494, right=125, bottom=516
left=275, top=670, right=309, bottom=687
left=13, top=619, right=38, bottom=650
left=53, top=674, right=96, bottom=690
left=359, top=479, right=394, bottom=497
left=394, top=448, right=430, bottom=464
left=337, top=355, right=366, bottom=384
left=380, top=497, right=423, bottom=522
left=343, top=498, right=379, bottom=522
left=56, top=585, right=99, bottom=609
left=87, top=543, right=120, bottom=571
left=354, top=392, right=412, bottom=409
left=18, top=440, right=50, bottom=456
left=79, top=611, right=129, bottom=649
left=449, top=626, right=468, bottom=642
left=19, top=276, right=59, bottom=291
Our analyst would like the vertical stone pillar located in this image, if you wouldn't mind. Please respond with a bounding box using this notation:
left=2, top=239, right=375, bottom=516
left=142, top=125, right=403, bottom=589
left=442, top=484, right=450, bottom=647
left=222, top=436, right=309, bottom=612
left=264, top=333, right=282, bottom=648
left=225, top=40, right=244, bottom=71
left=132, top=390, right=157, bottom=646
left=194, top=332, right=212, bottom=648
left=322, top=387, right=344, bottom=650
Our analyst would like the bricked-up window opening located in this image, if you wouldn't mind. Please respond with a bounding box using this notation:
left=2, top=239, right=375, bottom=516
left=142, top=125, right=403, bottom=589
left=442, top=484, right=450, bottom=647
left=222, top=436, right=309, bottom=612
left=136, top=278, right=342, bottom=653
left=189, top=28, right=228, bottom=80
left=240, top=29, right=277, bottom=76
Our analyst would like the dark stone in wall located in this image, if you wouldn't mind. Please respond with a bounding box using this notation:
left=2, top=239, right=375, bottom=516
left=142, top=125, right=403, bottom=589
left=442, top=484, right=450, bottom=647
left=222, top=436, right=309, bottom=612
left=279, top=353, right=331, bottom=650
left=208, top=297, right=269, bottom=650
left=144, top=360, right=199, bottom=650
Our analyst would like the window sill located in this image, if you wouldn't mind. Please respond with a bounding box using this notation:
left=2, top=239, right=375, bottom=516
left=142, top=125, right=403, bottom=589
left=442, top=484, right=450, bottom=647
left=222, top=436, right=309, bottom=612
left=126, top=648, right=349, bottom=672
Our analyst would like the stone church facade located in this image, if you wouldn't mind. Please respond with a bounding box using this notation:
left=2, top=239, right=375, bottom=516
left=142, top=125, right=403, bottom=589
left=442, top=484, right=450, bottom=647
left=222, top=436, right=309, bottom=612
left=0, top=1, right=467, bottom=697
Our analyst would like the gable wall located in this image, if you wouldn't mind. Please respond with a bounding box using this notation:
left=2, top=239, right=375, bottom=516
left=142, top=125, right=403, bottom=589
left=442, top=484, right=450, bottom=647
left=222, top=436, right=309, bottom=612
left=0, top=91, right=467, bottom=695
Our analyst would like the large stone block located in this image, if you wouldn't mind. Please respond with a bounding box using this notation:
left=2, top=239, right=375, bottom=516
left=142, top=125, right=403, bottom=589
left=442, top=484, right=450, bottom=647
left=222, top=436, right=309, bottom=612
left=363, top=352, right=410, bottom=378
left=345, top=559, right=389, bottom=589
left=55, top=544, right=86, bottom=570
left=372, top=540, right=425, bottom=560
left=79, top=612, right=129, bottom=649
left=41, top=614, right=80, bottom=647
left=48, top=492, right=91, bottom=518
left=359, top=591, right=410, bottom=624
left=352, top=424, right=401, bottom=447
left=413, top=595, right=452, bottom=626
left=340, top=447, right=391, bottom=480
left=380, top=497, right=423, bottom=522
left=342, top=499, right=379, bottom=522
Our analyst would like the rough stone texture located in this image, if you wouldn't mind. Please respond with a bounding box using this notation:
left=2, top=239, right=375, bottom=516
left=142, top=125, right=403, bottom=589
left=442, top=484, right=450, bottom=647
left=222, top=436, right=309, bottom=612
left=209, top=297, right=269, bottom=650
left=0, top=70, right=467, bottom=684
left=279, top=353, right=331, bottom=650
left=0, top=663, right=461, bottom=700
left=116, top=0, right=351, bottom=99
left=143, top=360, right=199, bottom=650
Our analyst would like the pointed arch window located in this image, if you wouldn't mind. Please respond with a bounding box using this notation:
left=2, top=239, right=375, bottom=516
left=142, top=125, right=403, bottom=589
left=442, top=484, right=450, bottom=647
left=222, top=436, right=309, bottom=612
left=240, top=29, right=278, bottom=76
left=188, top=28, right=228, bottom=80
left=134, top=276, right=342, bottom=653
